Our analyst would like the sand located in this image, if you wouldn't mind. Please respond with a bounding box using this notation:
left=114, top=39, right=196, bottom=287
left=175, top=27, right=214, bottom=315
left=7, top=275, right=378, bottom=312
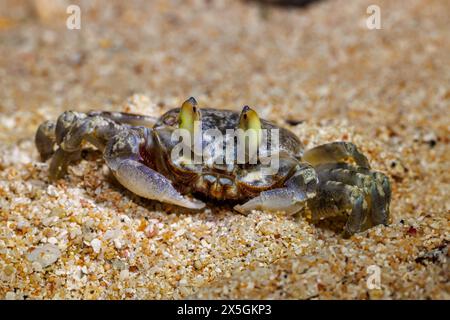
left=0, top=0, right=448, bottom=299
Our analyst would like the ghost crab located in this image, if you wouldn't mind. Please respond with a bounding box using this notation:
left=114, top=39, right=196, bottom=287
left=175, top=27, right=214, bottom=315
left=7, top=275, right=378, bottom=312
left=36, top=97, right=391, bottom=237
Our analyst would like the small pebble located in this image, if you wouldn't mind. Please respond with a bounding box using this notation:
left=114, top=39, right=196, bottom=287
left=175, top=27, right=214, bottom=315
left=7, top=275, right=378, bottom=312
left=27, top=244, right=61, bottom=268
left=90, top=239, right=102, bottom=254
left=5, top=292, right=16, bottom=300
left=119, top=269, right=130, bottom=280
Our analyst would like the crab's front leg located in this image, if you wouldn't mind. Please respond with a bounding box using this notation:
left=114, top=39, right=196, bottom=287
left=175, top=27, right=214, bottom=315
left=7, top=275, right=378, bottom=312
left=40, top=111, right=120, bottom=180
left=104, top=128, right=205, bottom=210
left=234, top=162, right=318, bottom=215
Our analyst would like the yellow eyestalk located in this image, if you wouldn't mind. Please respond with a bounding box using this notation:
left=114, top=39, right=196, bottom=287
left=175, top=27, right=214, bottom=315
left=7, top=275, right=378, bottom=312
left=179, top=97, right=201, bottom=134
left=178, top=97, right=202, bottom=159
left=238, top=106, right=262, bottom=164
left=238, top=105, right=262, bottom=145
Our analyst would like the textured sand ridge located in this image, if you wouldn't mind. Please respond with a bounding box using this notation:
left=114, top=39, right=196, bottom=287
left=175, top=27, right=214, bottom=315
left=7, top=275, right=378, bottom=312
left=0, top=0, right=448, bottom=299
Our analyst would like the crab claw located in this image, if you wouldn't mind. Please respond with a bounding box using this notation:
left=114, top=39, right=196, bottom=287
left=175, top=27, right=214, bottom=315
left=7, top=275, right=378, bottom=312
left=105, top=129, right=206, bottom=210
left=234, top=163, right=318, bottom=215
left=234, top=188, right=307, bottom=215
left=110, top=158, right=206, bottom=210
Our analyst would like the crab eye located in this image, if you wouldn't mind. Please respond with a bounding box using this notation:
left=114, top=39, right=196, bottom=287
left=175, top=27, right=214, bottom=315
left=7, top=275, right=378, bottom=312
left=238, top=105, right=262, bottom=163
left=238, top=105, right=262, bottom=143
left=179, top=97, right=201, bottom=134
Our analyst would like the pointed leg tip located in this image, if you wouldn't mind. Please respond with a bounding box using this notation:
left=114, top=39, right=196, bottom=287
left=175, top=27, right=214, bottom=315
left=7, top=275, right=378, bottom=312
left=172, top=196, right=205, bottom=210
left=233, top=204, right=243, bottom=213
left=233, top=204, right=252, bottom=215
left=187, top=199, right=206, bottom=210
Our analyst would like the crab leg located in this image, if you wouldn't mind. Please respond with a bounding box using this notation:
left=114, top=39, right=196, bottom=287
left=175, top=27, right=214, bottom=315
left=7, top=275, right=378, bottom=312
left=55, top=111, right=87, bottom=144
left=234, top=188, right=307, bottom=215
left=59, top=115, right=121, bottom=152
left=88, top=111, right=158, bottom=128
left=368, top=171, right=391, bottom=226
left=47, top=113, right=121, bottom=179
left=35, top=120, right=57, bottom=161
left=309, top=180, right=371, bottom=237
left=234, top=163, right=318, bottom=215
left=36, top=111, right=84, bottom=179
left=104, top=129, right=205, bottom=210
left=302, top=142, right=371, bottom=169
left=35, top=110, right=88, bottom=161
left=315, top=163, right=391, bottom=227
left=48, top=148, right=82, bottom=180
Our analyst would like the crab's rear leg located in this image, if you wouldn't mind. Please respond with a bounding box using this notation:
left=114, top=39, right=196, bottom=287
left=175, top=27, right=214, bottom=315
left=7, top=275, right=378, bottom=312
left=36, top=120, right=57, bottom=161
left=309, top=180, right=370, bottom=237
left=35, top=111, right=87, bottom=161
left=104, top=129, right=205, bottom=210
left=88, top=111, right=158, bottom=128
left=317, top=163, right=391, bottom=226
left=312, top=163, right=391, bottom=237
left=234, top=162, right=318, bottom=215
left=302, top=141, right=371, bottom=169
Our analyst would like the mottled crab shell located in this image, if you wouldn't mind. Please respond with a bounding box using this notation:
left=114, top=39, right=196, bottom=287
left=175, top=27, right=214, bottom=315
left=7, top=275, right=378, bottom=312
left=142, top=108, right=304, bottom=201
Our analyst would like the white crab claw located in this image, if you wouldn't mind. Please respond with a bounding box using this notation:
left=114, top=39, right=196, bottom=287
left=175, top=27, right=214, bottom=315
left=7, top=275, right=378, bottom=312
left=234, top=188, right=307, bottom=216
